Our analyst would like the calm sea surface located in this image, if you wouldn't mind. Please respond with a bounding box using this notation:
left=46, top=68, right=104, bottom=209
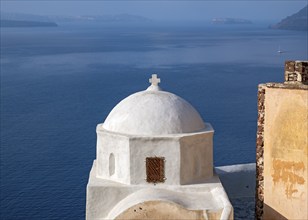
left=1, top=23, right=307, bottom=219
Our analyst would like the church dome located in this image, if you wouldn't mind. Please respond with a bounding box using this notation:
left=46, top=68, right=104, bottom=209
left=103, top=75, right=205, bottom=136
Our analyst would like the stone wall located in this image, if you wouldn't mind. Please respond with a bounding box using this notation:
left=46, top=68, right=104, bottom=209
left=284, top=60, right=308, bottom=84
left=255, top=86, right=265, bottom=220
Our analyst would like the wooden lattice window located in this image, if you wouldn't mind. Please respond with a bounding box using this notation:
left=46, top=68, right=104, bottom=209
left=146, top=157, right=165, bottom=183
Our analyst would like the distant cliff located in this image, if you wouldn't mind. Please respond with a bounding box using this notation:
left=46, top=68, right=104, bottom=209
left=1, top=19, right=58, bottom=27
left=270, top=5, right=307, bottom=31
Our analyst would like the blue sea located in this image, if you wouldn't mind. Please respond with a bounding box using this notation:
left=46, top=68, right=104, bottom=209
left=1, top=22, right=307, bottom=219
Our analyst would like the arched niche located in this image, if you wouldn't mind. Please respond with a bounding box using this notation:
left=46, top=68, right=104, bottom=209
left=109, top=153, right=115, bottom=176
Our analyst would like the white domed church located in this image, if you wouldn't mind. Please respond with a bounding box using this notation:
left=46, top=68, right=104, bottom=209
left=86, top=75, right=233, bottom=220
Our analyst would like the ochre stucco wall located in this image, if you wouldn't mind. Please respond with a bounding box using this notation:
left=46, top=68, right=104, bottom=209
left=263, top=87, right=308, bottom=219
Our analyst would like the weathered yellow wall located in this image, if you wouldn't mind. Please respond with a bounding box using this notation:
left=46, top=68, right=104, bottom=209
left=263, top=87, right=308, bottom=219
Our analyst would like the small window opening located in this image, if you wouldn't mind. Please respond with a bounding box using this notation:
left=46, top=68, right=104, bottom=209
left=146, top=157, right=165, bottom=183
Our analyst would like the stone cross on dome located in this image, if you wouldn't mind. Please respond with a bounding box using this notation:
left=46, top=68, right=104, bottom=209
left=149, top=74, right=161, bottom=86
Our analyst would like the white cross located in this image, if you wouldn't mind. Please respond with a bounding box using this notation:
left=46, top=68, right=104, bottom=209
left=149, top=74, right=161, bottom=86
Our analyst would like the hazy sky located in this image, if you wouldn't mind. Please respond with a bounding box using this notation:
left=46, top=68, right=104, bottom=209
left=1, top=1, right=307, bottom=21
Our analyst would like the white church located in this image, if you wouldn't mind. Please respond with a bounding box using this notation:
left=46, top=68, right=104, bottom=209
left=86, top=74, right=233, bottom=220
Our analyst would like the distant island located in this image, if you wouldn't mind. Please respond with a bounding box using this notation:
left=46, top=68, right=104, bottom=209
left=0, top=12, right=150, bottom=27
left=269, top=5, right=307, bottom=31
left=1, top=12, right=58, bottom=27
left=49, top=14, right=151, bottom=23
left=212, top=18, right=252, bottom=25
left=1, top=19, right=58, bottom=27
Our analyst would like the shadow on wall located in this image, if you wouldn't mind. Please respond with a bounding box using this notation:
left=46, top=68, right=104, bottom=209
left=264, top=204, right=287, bottom=220
left=215, top=164, right=256, bottom=220
left=215, top=163, right=256, bottom=198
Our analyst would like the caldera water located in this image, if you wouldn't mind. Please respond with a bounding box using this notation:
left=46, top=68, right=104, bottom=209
left=1, top=22, right=306, bottom=219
